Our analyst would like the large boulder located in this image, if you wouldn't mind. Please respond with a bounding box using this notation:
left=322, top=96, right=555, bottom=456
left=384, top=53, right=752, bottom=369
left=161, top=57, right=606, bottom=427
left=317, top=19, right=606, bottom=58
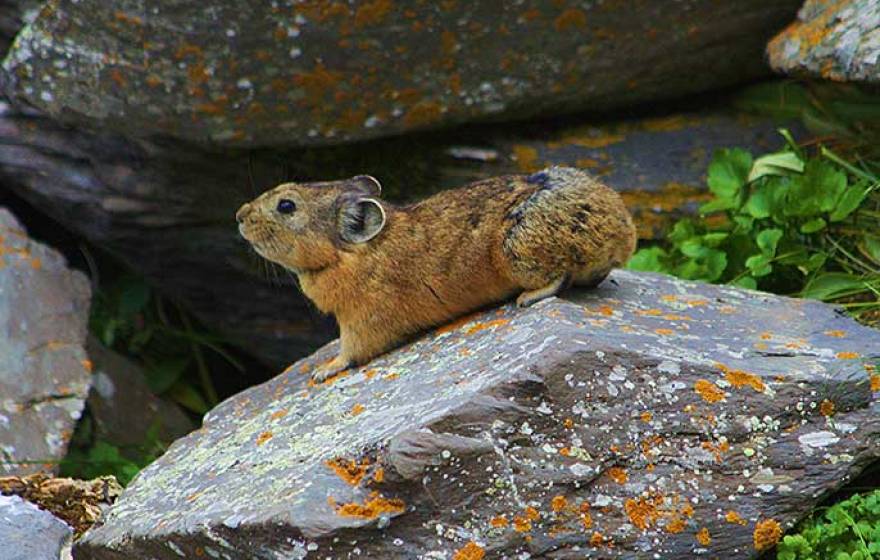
left=0, top=101, right=796, bottom=366
left=75, top=270, right=880, bottom=559
left=2, top=1, right=800, bottom=148
left=0, top=208, right=92, bottom=476
left=768, top=0, right=880, bottom=82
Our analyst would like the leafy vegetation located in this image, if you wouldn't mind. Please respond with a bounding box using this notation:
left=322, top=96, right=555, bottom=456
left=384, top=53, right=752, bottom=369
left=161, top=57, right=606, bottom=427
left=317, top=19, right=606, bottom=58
left=628, top=134, right=879, bottom=324
left=777, top=489, right=880, bottom=560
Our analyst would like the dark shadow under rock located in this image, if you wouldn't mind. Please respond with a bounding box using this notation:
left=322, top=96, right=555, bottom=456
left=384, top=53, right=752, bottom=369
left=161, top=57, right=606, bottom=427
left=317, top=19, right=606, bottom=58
left=75, top=270, right=880, bottom=560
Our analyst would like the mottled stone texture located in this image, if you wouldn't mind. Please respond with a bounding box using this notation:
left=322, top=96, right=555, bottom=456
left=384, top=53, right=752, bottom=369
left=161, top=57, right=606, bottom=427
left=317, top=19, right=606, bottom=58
left=76, top=271, right=880, bottom=560
left=2, top=0, right=799, bottom=147
left=0, top=494, right=72, bottom=560
left=769, top=0, right=880, bottom=82
left=0, top=208, right=92, bottom=476
left=0, top=100, right=796, bottom=366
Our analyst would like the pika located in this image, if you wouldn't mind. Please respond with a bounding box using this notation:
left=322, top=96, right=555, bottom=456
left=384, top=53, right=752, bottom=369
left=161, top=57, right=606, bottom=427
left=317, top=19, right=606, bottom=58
left=237, top=166, right=636, bottom=381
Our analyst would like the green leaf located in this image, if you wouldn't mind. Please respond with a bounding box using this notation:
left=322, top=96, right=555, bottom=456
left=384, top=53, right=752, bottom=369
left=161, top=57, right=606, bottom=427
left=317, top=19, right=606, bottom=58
left=145, top=357, right=190, bottom=395
left=862, top=236, right=880, bottom=265
left=732, top=276, right=757, bottom=290
left=785, top=160, right=847, bottom=217
left=802, top=273, right=867, bottom=301
left=755, top=228, right=783, bottom=255
left=698, top=197, right=737, bottom=214
left=732, top=215, right=754, bottom=233
left=701, top=232, right=729, bottom=247
left=745, top=254, right=773, bottom=277
left=747, top=150, right=804, bottom=182
left=798, top=252, right=827, bottom=274
left=668, top=220, right=698, bottom=247
left=168, top=381, right=209, bottom=414
left=800, top=217, right=827, bottom=233
left=830, top=184, right=868, bottom=222
left=707, top=148, right=752, bottom=201
left=627, top=247, right=668, bottom=273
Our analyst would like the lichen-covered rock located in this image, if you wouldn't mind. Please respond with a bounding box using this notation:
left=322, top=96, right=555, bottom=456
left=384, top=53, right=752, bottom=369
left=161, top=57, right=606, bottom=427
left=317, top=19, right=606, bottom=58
left=0, top=208, right=92, bottom=476
left=0, top=494, right=72, bottom=560
left=75, top=271, right=880, bottom=559
left=768, top=0, right=880, bottom=82
left=2, top=0, right=800, bottom=147
left=0, top=100, right=797, bottom=366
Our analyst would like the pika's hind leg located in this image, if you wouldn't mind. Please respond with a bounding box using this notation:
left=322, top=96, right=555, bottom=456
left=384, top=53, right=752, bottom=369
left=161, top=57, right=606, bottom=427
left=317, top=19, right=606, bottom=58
left=516, top=274, right=572, bottom=307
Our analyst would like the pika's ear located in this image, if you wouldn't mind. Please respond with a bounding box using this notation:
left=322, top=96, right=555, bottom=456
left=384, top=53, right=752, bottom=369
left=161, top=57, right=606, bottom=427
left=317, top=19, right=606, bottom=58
left=351, top=175, right=382, bottom=196
left=338, top=197, right=386, bottom=244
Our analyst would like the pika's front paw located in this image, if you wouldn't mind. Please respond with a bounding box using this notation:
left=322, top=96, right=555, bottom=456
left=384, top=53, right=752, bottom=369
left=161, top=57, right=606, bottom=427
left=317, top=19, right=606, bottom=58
left=312, top=355, right=352, bottom=383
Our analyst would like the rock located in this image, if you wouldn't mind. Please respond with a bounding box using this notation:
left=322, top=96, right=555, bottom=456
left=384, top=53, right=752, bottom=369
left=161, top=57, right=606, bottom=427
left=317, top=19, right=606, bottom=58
left=768, top=0, right=880, bottom=82
left=0, top=101, right=798, bottom=366
left=0, top=0, right=39, bottom=56
left=85, top=337, right=195, bottom=450
left=2, top=1, right=801, bottom=148
left=0, top=494, right=72, bottom=560
left=74, top=270, right=880, bottom=559
left=0, top=208, right=91, bottom=476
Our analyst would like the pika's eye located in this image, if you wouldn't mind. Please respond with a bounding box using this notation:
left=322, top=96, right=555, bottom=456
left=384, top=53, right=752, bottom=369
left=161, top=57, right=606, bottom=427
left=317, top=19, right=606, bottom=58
left=276, top=199, right=296, bottom=214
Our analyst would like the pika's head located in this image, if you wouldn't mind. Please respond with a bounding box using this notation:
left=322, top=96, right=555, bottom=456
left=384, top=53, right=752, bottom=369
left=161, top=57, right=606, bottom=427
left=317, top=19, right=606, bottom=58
left=236, top=175, right=386, bottom=273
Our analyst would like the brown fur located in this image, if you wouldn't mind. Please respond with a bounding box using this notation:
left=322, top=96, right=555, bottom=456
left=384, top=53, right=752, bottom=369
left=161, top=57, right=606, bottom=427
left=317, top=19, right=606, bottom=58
left=237, top=167, right=636, bottom=380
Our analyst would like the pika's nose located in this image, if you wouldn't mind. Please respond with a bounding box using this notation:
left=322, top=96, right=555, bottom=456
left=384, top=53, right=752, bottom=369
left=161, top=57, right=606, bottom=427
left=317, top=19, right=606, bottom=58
left=236, top=203, right=252, bottom=223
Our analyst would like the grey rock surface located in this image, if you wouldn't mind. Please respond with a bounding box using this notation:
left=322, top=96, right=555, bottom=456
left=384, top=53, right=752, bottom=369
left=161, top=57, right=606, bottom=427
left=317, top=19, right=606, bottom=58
left=0, top=101, right=798, bottom=367
left=2, top=0, right=800, bottom=147
left=86, top=336, right=195, bottom=450
left=0, top=494, right=72, bottom=560
left=75, top=271, right=880, bottom=559
left=768, top=0, right=880, bottom=82
left=0, top=208, right=92, bottom=476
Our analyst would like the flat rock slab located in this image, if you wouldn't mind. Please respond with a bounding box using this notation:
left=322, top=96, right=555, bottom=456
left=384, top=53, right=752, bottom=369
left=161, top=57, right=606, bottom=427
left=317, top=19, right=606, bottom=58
left=76, top=271, right=880, bottom=559
left=0, top=101, right=800, bottom=367
left=0, top=208, right=91, bottom=476
left=2, top=0, right=800, bottom=147
left=0, top=494, right=72, bottom=560
left=768, top=0, right=880, bottom=82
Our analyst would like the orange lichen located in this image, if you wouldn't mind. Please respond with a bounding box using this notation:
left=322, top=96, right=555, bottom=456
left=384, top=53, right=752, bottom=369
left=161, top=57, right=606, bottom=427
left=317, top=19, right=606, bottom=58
left=680, top=503, right=694, bottom=518
left=269, top=409, right=287, bottom=420
left=554, top=8, right=587, bottom=30
left=524, top=506, right=540, bottom=521
left=334, top=492, right=405, bottom=518
left=725, top=510, right=747, bottom=525
left=255, top=431, right=273, bottom=446
left=637, top=308, right=663, bottom=316
left=372, top=468, right=384, bottom=483
left=490, top=515, right=508, bottom=528
left=871, top=375, right=880, bottom=392
left=402, top=100, right=444, bottom=127
left=464, top=319, right=511, bottom=335
left=665, top=516, right=686, bottom=534
left=640, top=411, right=653, bottom=422
left=824, top=330, right=846, bottom=338
left=512, top=145, right=540, bottom=172
left=559, top=447, right=572, bottom=457
left=293, top=62, right=342, bottom=102
left=837, top=351, right=860, bottom=359
left=589, top=531, right=605, bottom=546
left=754, top=519, right=782, bottom=551
left=551, top=495, right=567, bottom=512
left=654, top=328, right=674, bottom=336
left=80, top=359, right=93, bottom=373
left=723, top=370, right=766, bottom=393
left=563, top=418, right=574, bottom=429
left=580, top=511, right=592, bottom=528
left=608, top=467, right=628, bottom=484
left=625, top=496, right=659, bottom=530
left=350, top=403, right=365, bottom=416
left=512, top=516, right=532, bottom=532
left=325, top=457, right=371, bottom=486
left=819, top=399, right=835, bottom=417
left=694, top=379, right=725, bottom=403
left=696, top=527, right=711, bottom=546
left=353, top=0, right=392, bottom=27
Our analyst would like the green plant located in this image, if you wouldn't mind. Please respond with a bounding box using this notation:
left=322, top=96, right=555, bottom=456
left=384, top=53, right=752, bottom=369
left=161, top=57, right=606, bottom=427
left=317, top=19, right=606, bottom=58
left=777, top=489, right=880, bottom=560
left=628, top=131, right=880, bottom=323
